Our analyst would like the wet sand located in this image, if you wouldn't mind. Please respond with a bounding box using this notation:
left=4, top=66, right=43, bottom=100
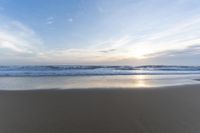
left=0, top=85, right=200, bottom=133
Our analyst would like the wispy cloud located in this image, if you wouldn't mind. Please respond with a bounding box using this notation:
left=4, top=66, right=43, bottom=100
left=38, top=15, right=200, bottom=64
left=99, top=49, right=116, bottom=53
left=146, top=44, right=200, bottom=58
left=46, top=16, right=55, bottom=25
left=88, top=15, right=200, bottom=59
left=0, top=18, right=43, bottom=57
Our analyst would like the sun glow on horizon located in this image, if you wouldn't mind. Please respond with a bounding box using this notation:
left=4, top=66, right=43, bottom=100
left=125, top=46, right=155, bottom=60
left=132, top=49, right=150, bottom=59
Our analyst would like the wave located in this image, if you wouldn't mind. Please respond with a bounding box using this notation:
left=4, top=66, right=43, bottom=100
left=0, top=65, right=200, bottom=76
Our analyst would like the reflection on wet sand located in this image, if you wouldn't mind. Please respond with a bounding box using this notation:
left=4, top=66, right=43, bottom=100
left=0, top=74, right=199, bottom=90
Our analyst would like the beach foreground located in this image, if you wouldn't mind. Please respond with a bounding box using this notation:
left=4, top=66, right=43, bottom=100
left=0, top=85, right=200, bottom=133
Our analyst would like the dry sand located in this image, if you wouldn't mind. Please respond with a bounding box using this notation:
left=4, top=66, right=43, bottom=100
left=0, top=84, right=200, bottom=133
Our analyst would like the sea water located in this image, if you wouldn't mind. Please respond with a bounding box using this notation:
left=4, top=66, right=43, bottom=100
left=0, top=65, right=199, bottom=90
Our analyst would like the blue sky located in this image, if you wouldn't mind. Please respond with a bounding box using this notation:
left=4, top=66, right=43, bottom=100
left=0, top=0, right=200, bottom=65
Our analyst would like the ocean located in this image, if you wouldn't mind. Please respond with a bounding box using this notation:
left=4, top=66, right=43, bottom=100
left=0, top=65, right=199, bottom=90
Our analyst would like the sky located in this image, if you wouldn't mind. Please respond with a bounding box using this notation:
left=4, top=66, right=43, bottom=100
left=0, top=0, right=200, bottom=65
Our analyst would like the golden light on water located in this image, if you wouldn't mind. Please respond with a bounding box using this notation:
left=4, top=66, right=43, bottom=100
left=134, top=75, right=149, bottom=87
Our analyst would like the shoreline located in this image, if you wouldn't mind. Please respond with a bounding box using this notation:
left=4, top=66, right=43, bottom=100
left=0, top=84, right=200, bottom=133
left=0, top=83, right=199, bottom=91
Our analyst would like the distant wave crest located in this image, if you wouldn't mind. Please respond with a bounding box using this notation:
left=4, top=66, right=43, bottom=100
left=0, top=65, right=200, bottom=76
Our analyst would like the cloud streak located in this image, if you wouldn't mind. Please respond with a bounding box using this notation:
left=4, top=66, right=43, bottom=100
left=0, top=18, right=43, bottom=58
left=46, top=17, right=55, bottom=25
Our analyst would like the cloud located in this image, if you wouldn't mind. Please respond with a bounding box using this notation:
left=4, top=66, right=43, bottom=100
left=0, top=17, right=125, bottom=65
left=99, top=49, right=116, bottom=53
left=146, top=50, right=200, bottom=66
left=37, top=48, right=107, bottom=64
left=146, top=44, right=200, bottom=58
left=92, top=35, right=131, bottom=50
left=0, top=18, right=43, bottom=57
left=89, top=15, right=200, bottom=59
left=46, top=17, right=55, bottom=24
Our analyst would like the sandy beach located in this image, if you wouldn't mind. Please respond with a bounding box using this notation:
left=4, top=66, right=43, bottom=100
left=0, top=84, right=200, bottom=133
